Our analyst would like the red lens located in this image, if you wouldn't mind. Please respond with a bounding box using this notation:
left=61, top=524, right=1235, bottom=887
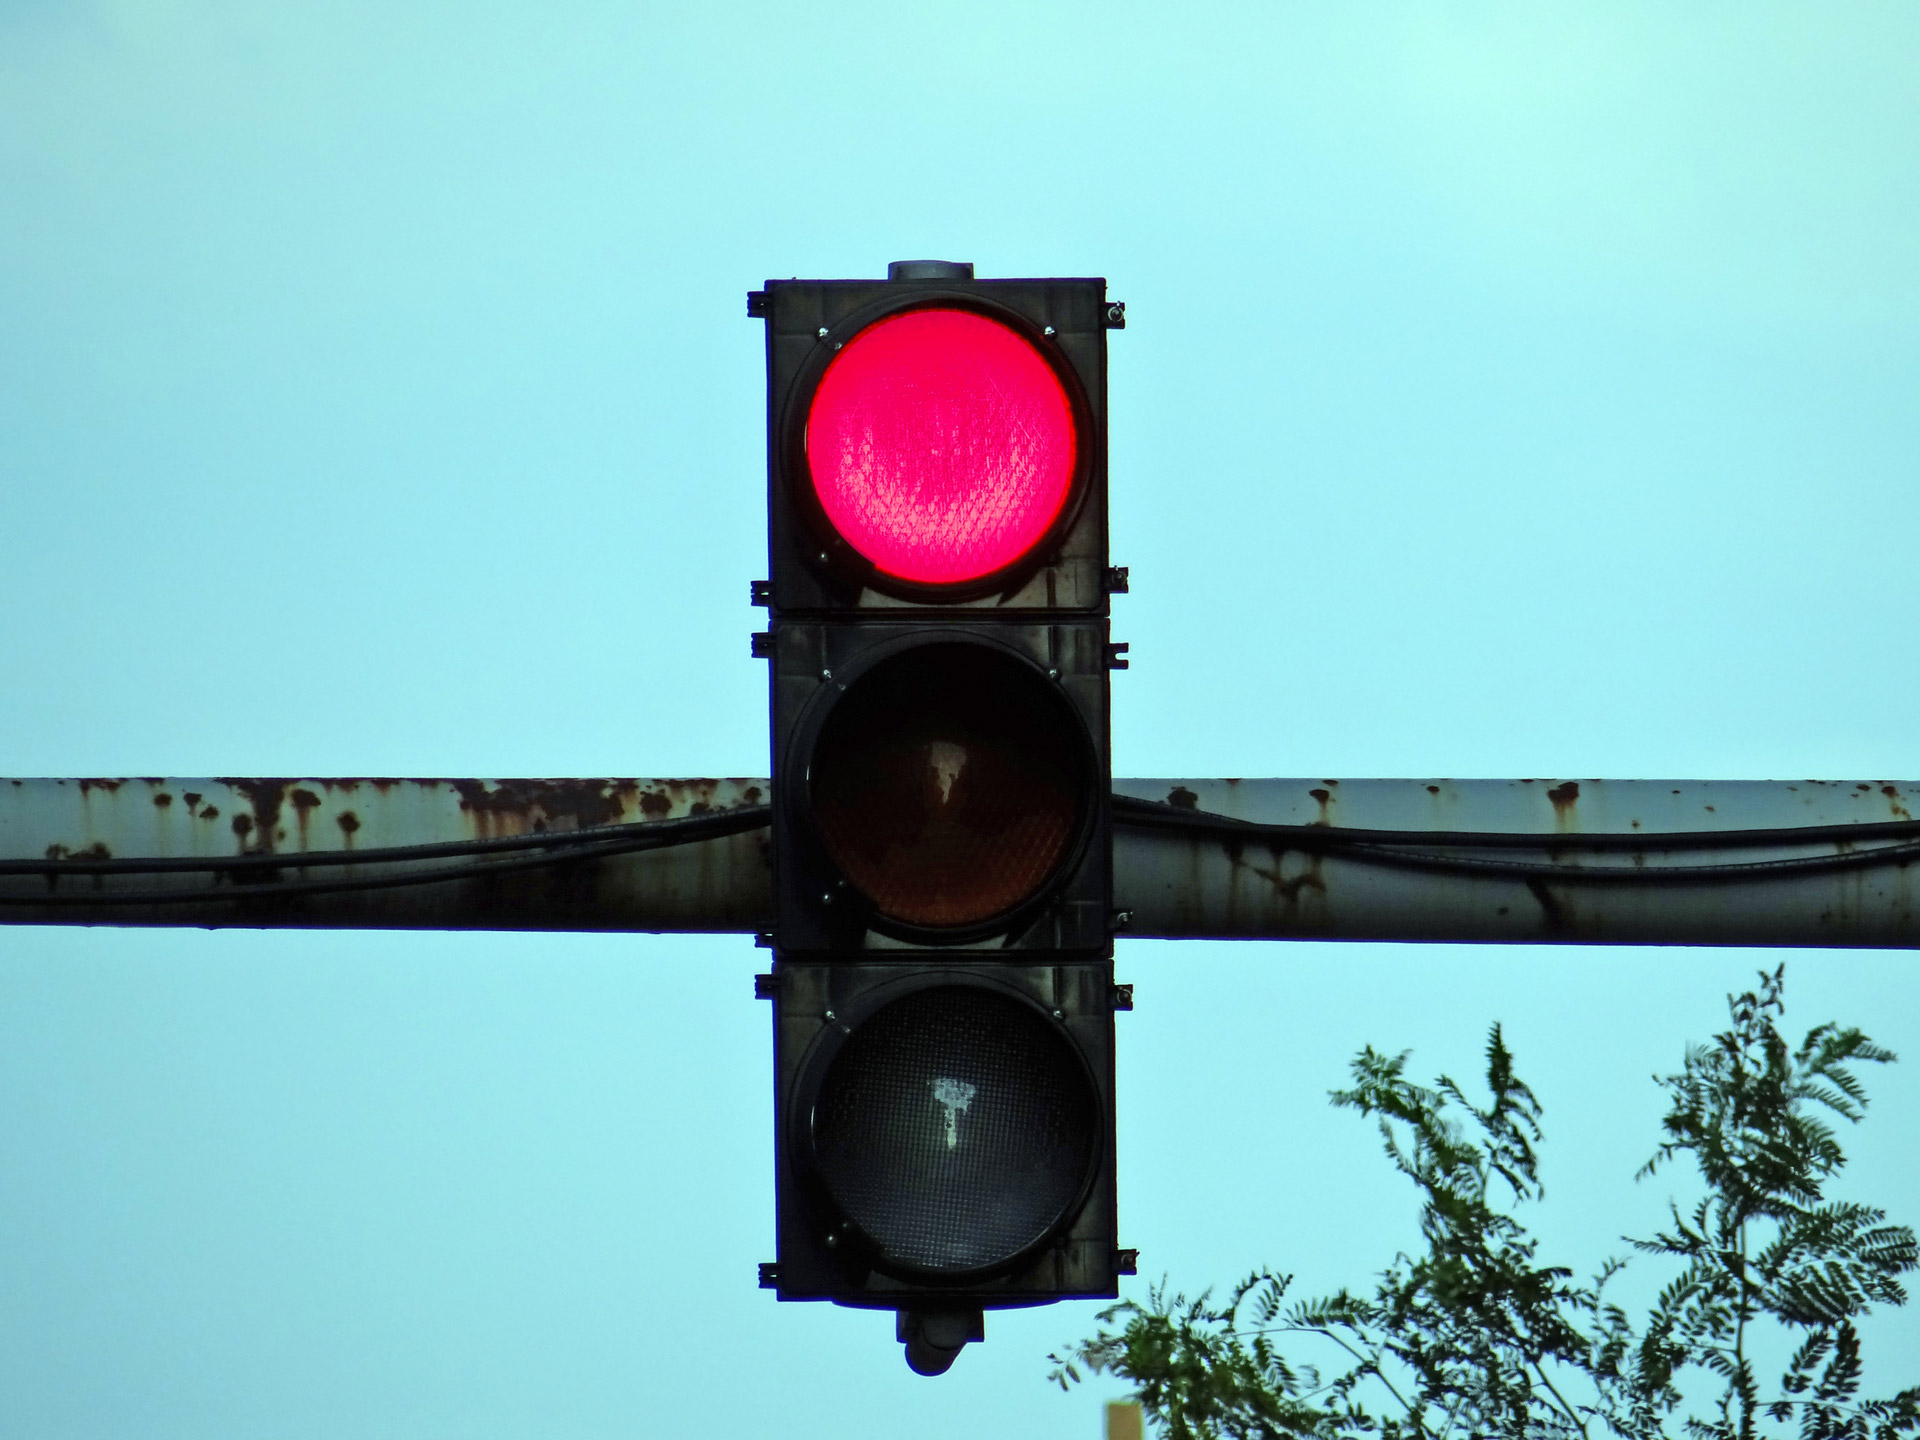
left=805, top=308, right=1079, bottom=586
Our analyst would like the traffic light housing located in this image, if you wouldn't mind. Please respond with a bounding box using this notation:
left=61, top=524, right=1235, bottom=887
left=750, top=261, right=1129, bottom=1372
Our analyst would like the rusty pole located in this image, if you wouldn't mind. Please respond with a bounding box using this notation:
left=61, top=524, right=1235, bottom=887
left=0, top=775, right=1914, bottom=948
left=1110, top=777, right=1920, bottom=949
left=0, top=777, right=772, bottom=933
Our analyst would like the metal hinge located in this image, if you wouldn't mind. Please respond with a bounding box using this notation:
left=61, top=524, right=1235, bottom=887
left=1103, top=301, right=1126, bottom=330
left=1107, top=642, right=1130, bottom=670
left=746, top=291, right=768, bottom=318
left=750, top=632, right=773, bottom=659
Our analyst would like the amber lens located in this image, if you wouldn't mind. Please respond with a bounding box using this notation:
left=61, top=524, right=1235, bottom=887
left=809, top=644, right=1091, bottom=929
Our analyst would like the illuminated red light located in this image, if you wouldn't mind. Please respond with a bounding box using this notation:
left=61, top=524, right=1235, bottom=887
left=804, top=308, right=1078, bottom=586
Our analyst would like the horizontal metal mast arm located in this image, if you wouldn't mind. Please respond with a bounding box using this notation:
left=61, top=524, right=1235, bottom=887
left=1113, top=778, right=1920, bottom=949
left=0, top=777, right=1915, bottom=947
left=0, top=778, right=772, bottom=934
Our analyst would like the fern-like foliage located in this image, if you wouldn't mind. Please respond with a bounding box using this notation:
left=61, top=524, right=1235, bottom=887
left=1051, top=968, right=1919, bottom=1440
left=1627, top=967, right=1919, bottom=1440
left=1046, top=1276, right=1337, bottom=1439
left=1053, top=1025, right=1634, bottom=1438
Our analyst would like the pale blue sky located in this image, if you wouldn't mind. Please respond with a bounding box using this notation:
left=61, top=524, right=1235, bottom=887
left=2, top=4, right=1917, bottom=1436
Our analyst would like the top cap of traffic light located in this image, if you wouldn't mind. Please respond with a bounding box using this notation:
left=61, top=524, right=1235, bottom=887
left=756, top=266, right=1116, bottom=611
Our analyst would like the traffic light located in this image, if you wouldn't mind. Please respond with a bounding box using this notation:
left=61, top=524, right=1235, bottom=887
left=749, top=261, right=1131, bottom=1374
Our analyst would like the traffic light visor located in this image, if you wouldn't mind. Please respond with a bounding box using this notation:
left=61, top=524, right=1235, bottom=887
left=804, top=309, right=1079, bottom=587
left=808, top=643, right=1094, bottom=932
left=810, top=985, right=1100, bottom=1277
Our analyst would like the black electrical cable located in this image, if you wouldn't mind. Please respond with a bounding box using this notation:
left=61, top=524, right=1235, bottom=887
left=0, top=806, right=771, bottom=906
left=1110, top=794, right=1920, bottom=886
left=1110, top=793, right=1920, bottom=850
left=1261, top=838, right=1920, bottom=886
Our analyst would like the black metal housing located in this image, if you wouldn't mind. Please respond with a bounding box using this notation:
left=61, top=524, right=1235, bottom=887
left=767, top=958, right=1121, bottom=1310
left=757, top=272, right=1113, bottom=614
left=768, top=620, right=1113, bottom=955
left=753, top=265, right=1123, bottom=1343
